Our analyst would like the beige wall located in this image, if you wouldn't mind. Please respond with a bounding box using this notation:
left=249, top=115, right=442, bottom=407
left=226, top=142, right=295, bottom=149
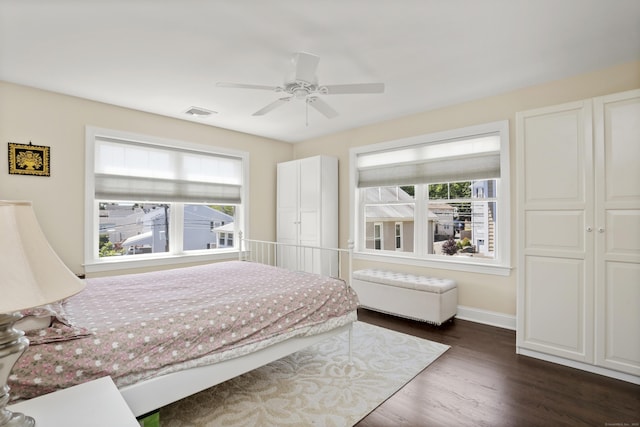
left=0, top=82, right=293, bottom=275
left=293, top=61, right=640, bottom=316
left=2, top=61, right=638, bottom=317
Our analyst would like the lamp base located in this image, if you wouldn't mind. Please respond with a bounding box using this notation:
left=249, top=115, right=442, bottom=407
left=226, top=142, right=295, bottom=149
left=1, top=412, right=35, bottom=427
left=0, top=313, right=34, bottom=427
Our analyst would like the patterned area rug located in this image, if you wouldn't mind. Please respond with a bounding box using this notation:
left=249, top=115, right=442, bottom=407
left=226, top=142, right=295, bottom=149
left=160, top=321, right=449, bottom=427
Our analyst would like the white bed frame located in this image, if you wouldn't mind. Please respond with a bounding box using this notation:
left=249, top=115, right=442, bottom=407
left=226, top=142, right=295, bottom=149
left=119, top=236, right=354, bottom=417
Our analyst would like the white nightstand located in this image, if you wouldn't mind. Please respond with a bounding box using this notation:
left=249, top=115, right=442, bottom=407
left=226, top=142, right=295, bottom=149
left=8, top=376, right=139, bottom=427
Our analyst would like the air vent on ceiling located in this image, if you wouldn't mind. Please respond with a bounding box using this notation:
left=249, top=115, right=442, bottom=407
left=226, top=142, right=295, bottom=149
left=184, top=106, right=217, bottom=117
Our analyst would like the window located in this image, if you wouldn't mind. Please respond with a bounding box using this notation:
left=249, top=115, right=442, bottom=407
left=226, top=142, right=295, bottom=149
left=428, top=179, right=497, bottom=257
left=351, top=121, right=510, bottom=275
left=395, top=222, right=403, bottom=251
left=364, top=187, right=415, bottom=254
left=373, top=222, right=383, bottom=250
left=85, top=127, right=248, bottom=271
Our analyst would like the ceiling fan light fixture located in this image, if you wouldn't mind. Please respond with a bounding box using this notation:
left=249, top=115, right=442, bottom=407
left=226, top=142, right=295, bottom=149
left=293, top=88, right=309, bottom=99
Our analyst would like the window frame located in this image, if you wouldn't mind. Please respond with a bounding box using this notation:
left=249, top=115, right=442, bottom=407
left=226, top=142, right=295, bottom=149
left=395, top=222, right=403, bottom=251
left=350, top=120, right=511, bottom=276
left=84, top=127, right=249, bottom=273
left=373, top=222, right=383, bottom=250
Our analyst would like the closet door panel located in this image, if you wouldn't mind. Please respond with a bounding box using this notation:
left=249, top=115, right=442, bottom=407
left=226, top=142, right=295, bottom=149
left=600, top=262, right=640, bottom=375
left=525, top=210, right=585, bottom=254
left=594, top=90, right=640, bottom=375
left=299, top=157, right=321, bottom=214
left=606, top=210, right=640, bottom=258
left=522, top=109, right=587, bottom=206
left=523, top=256, right=590, bottom=360
left=602, top=98, right=640, bottom=203
left=299, top=211, right=319, bottom=246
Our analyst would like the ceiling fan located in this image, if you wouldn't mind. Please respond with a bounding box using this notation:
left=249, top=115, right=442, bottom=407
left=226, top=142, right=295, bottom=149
left=216, top=52, right=385, bottom=119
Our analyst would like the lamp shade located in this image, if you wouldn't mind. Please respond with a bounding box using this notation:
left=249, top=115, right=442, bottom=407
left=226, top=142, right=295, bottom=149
left=0, top=200, right=85, bottom=313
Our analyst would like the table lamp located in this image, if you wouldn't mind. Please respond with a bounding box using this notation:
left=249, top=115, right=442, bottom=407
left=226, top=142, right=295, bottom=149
left=0, top=201, right=85, bottom=427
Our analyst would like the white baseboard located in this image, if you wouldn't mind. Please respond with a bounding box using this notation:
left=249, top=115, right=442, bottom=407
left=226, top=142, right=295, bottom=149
left=455, top=305, right=516, bottom=330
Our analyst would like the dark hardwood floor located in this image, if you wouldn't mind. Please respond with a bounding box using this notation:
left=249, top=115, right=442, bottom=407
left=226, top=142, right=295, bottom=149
left=356, top=308, right=640, bottom=427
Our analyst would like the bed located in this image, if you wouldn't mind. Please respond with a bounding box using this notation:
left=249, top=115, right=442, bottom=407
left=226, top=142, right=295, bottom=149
left=8, top=237, right=358, bottom=417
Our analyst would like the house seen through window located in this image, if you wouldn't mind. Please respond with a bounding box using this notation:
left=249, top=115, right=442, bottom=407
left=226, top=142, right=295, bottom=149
left=98, top=203, right=237, bottom=257
left=363, top=180, right=497, bottom=258
left=352, top=121, right=510, bottom=271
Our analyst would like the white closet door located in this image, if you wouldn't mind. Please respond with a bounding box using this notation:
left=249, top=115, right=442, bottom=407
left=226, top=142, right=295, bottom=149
left=277, top=160, right=299, bottom=270
left=516, top=100, right=595, bottom=362
left=298, top=156, right=321, bottom=248
left=594, top=90, right=640, bottom=375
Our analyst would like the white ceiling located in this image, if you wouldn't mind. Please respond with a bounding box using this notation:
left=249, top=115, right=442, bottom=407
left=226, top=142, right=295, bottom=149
left=1, top=1, right=639, bottom=143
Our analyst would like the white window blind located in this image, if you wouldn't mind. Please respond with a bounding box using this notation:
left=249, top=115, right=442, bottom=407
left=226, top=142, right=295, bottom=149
left=94, top=137, right=243, bottom=204
left=356, top=134, right=501, bottom=188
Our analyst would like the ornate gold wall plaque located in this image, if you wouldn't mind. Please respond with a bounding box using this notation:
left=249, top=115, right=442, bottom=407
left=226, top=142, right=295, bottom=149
left=8, top=142, right=50, bottom=176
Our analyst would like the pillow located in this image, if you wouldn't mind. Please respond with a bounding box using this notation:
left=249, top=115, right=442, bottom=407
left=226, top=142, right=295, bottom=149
left=20, top=301, right=70, bottom=324
left=15, top=315, right=52, bottom=332
left=25, top=320, right=92, bottom=345
left=16, top=304, right=57, bottom=332
left=18, top=301, right=92, bottom=345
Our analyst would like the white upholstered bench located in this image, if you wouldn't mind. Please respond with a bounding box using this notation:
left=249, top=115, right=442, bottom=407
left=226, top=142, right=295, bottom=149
left=351, top=269, right=457, bottom=325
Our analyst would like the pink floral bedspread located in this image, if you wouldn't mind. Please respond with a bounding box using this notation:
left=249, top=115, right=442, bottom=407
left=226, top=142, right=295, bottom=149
left=9, top=261, right=358, bottom=401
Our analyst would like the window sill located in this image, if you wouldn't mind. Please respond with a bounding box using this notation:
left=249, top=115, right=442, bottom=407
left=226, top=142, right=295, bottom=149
left=84, top=250, right=239, bottom=274
left=353, top=251, right=512, bottom=276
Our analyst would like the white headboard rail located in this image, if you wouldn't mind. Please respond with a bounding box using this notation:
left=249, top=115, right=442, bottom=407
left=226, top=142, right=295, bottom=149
left=238, top=232, right=353, bottom=283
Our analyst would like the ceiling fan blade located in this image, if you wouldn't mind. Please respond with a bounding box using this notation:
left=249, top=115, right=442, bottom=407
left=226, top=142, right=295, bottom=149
left=252, top=97, right=291, bottom=116
left=322, top=83, right=385, bottom=95
left=307, top=97, right=338, bottom=119
left=293, top=52, right=320, bottom=83
left=217, top=82, right=280, bottom=91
